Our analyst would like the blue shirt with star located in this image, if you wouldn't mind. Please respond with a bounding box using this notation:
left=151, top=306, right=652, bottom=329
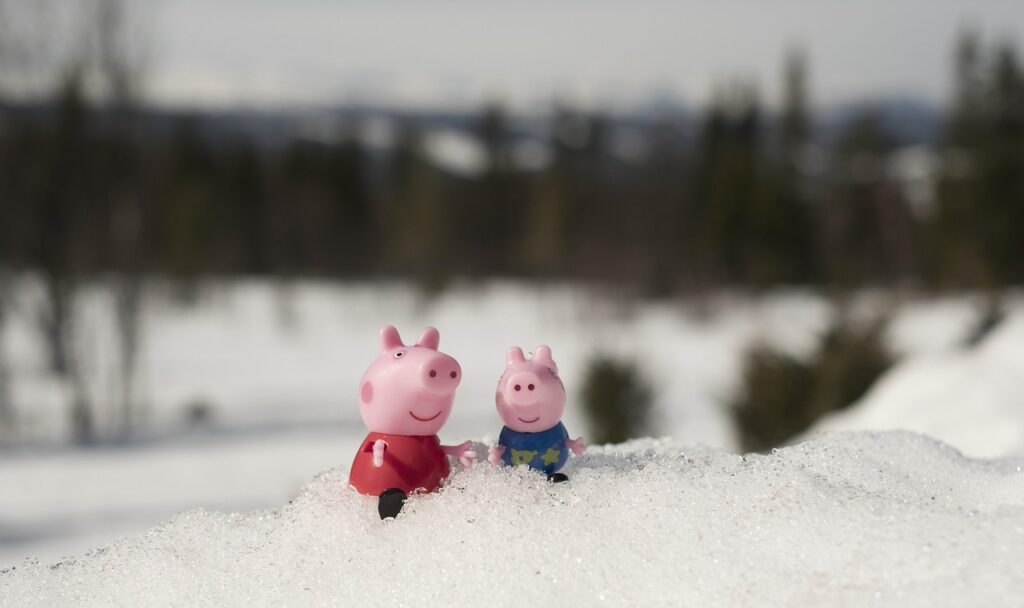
left=499, top=422, right=570, bottom=474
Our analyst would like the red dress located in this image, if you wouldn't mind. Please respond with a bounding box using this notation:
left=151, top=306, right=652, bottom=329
left=348, top=432, right=450, bottom=496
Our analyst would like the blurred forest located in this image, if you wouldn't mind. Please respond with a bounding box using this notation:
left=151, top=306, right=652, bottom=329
left=0, top=1, right=1023, bottom=443
left=2, top=5, right=1022, bottom=295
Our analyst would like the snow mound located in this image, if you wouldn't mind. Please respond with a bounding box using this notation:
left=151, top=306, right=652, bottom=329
left=3, top=432, right=1024, bottom=607
left=810, top=311, right=1024, bottom=458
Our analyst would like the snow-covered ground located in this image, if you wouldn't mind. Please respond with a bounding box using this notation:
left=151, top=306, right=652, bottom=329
left=2, top=280, right=1023, bottom=571
left=1, top=279, right=838, bottom=448
left=0, top=428, right=355, bottom=570
left=808, top=297, right=1024, bottom=458
left=3, top=432, right=1023, bottom=607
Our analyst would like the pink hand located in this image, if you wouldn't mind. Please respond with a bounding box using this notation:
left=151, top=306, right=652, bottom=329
left=372, top=439, right=387, bottom=467
left=566, top=437, right=586, bottom=457
left=460, top=449, right=478, bottom=468
left=488, top=445, right=505, bottom=465
left=442, top=441, right=477, bottom=467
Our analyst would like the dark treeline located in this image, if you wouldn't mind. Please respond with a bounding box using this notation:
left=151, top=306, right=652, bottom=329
left=1, top=14, right=1022, bottom=444
left=2, top=33, right=1024, bottom=298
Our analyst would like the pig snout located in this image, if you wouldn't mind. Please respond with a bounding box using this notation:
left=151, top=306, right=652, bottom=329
left=504, top=371, right=542, bottom=406
left=421, top=353, right=462, bottom=394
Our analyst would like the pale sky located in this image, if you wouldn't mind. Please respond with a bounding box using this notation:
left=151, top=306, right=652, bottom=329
left=141, top=0, right=1024, bottom=110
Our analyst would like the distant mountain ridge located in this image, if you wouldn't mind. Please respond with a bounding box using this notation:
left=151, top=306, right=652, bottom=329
left=1, top=96, right=944, bottom=152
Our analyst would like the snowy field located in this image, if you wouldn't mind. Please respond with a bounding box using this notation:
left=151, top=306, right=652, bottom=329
left=810, top=308, right=1024, bottom=458
left=1, top=279, right=1023, bottom=572
left=3, top=432, right=1023, bottom=607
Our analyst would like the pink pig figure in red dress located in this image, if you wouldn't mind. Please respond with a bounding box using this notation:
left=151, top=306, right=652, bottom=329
left=348, top=325, right=477, bottom=519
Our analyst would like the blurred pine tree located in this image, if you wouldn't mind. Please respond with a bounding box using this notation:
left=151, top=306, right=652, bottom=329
left=581, top=354, right=654, bottom=445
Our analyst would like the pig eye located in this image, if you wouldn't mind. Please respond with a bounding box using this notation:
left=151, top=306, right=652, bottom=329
left=393, top=351, right=405, bottom=358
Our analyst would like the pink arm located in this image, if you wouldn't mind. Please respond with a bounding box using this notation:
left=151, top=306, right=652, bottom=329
left=442, top=440, right=478, bottom=467
left=488, top=445, right=505, bottom=465
left=372, top=439, right=388, bottom=467
left=565, top=437, right=586, bottom=456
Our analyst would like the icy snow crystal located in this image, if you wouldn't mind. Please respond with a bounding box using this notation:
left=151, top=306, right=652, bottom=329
left=2, top=432, right=1023, bottom=607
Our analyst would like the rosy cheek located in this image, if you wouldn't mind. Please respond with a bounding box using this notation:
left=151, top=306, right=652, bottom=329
left=361, top=382, right=374, bottom=404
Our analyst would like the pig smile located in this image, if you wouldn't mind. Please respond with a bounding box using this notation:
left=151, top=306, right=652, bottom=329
left=517, top=416, right=541, bottom=424
left=409, top=410, right=442, bottom=422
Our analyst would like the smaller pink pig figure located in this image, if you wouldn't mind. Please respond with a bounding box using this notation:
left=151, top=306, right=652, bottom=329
left=349, top=325, right=477, bottom=519
left=488, top=346, right=585, bottom=482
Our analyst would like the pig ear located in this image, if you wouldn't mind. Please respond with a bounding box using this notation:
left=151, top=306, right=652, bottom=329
left=379, top=325, right=404, bottom=352
left=506, top=346, right=526, bottom=366
left=533, top=345, right=557, bottom=372
left=415, top=327, right=440, bottom=350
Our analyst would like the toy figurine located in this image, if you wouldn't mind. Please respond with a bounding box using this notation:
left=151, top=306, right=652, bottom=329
left=348, top=325, right=477, bottom=519
left=488, top=346, right=585, bottom=482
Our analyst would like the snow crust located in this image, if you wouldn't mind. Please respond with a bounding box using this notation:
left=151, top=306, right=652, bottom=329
left=3, top=432, right=1023, bottom=607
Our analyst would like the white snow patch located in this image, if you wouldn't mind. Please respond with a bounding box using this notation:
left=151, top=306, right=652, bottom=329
left=2, top=432, right=1023, bottom=607
left=422, top=128, right=486, bottom=176
left=0, top=428, right=358, bottom=568
left=2, top=281, right=839, bottom=451
left=810, top=308, right=1024, bottom=458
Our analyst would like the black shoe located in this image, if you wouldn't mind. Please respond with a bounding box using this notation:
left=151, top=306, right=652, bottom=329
left=378, top=488, right=407, bottom=519
left=547, top=472, right=569, bottom=483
